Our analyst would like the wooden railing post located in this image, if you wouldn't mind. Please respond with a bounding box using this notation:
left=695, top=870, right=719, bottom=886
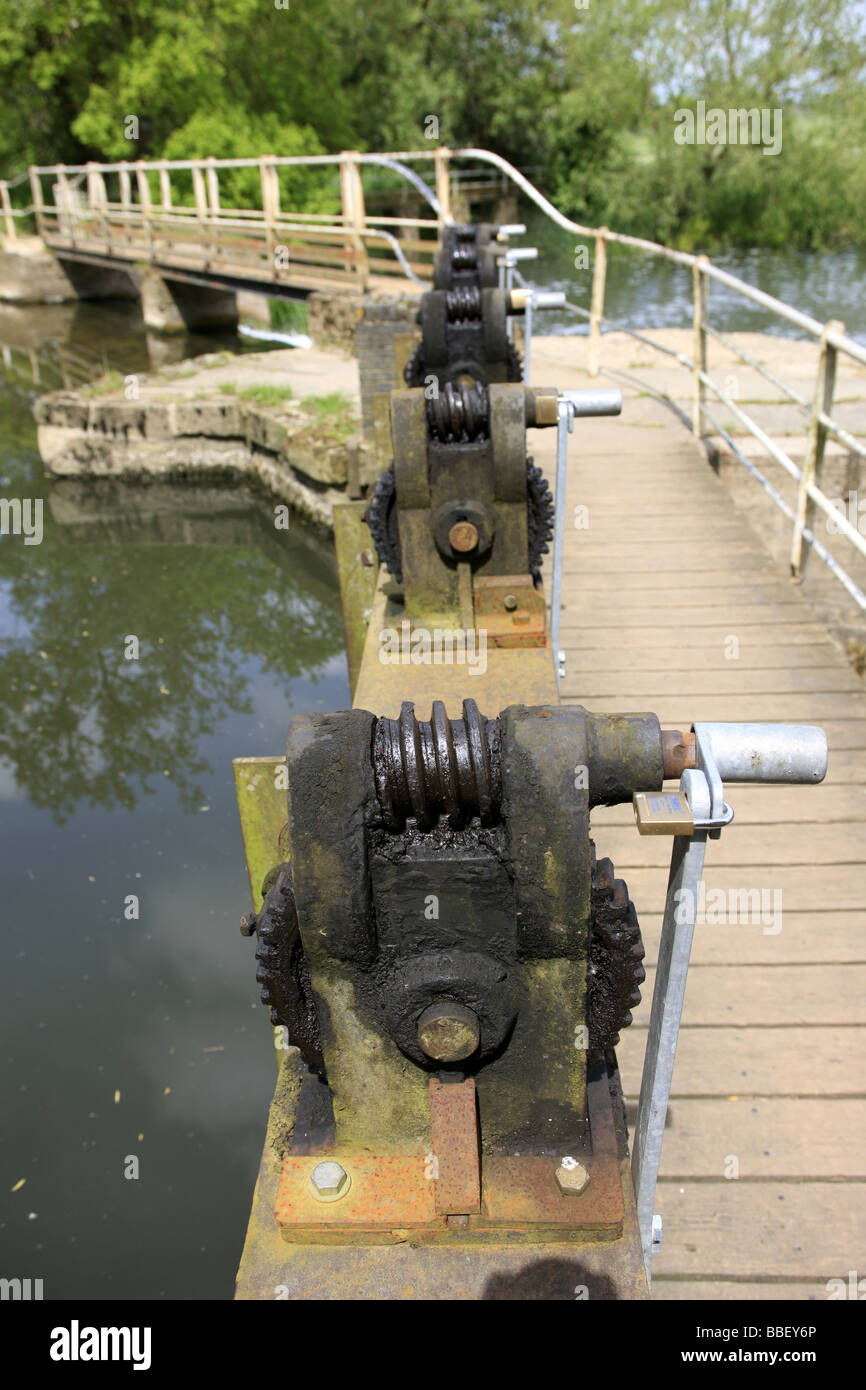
left=205, top=157, right=221, bottom=261
left=191, top=163, right=208, bottom=222
left=205, top=158, right=220, bottom=215
left=159, top=166, right=172, bottom=211
left=340, top=151, right=369, bottom=289
left=118, top=164, right=132, bottom=245
left=790, top=319, right=843, bottom=579
left=434, top=147, right=452, bottom=227
left=29, top=167, right=44, bottom=236
left=588, top=227, right=608, bottom=377
left=259, top=156, right=280, bottom=270
left=692, top=254, right=710, bottom=438
left=85, top=162, right=99, bottom=208
left=55, top=164, right=74, bottom=243
left=0, top=182, right=15, bottom=239
left=135, top=160, right=154, bottom=258
left=191, top=162, right=211, bottom=263
left=85, top=162, right=108, bottom=244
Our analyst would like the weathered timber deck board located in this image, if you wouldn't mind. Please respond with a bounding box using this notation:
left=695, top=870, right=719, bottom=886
left=527, top=373, right=865, bottom=1300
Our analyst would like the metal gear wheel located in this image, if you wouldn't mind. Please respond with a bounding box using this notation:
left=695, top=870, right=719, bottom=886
left=364, top=462, right=402, bottom=582
left=586, top=842, right=646, bottom=1053
left=364, top=455, right=554, bottom=583
left=240, top=862, right=324, bottom=1074
left=402, top=339, right=523, bottom=388
left=525, top=456, right=554, bottom=578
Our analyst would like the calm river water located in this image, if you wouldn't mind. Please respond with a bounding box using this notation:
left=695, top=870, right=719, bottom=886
left=524, top=212, right=866, bottom=343
left=0, top=304, right=349, bottom=1299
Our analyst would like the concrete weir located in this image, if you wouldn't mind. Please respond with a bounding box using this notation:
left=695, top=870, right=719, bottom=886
left=32, top=346, right=380, bottom=529
left=29, top=294, right=424, bottom=527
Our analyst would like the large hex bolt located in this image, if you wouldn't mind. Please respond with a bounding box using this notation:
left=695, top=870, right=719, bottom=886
left=555, top=1156, right=590, bottom=1196
left=416, top=1001, right=481, bottom=1063
left=308, top=1161, right=351, bottom=1203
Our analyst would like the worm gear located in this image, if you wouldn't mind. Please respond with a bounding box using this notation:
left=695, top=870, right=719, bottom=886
left=373, top=698, right=501, bottom=832
left=240, top=862, right=324, bottom=1074
left=365, top=455, right=554, bottom=584
left=586, top=843, right=646, bottom=1053
left=426, top=379, right=489, bottom=442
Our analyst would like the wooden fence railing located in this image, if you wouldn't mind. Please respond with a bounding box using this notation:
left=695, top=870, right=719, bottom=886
left=9, top=151, right=453, bottom=293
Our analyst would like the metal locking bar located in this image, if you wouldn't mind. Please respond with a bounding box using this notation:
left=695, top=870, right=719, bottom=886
left=630, top=722, right=829, bottom=1283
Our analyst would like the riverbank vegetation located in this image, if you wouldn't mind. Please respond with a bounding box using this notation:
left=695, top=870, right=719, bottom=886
left=1, top=0, right=863, bottom=251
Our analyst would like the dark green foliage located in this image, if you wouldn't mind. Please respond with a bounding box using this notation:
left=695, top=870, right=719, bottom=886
left=0, top=0, right=863, bottom=249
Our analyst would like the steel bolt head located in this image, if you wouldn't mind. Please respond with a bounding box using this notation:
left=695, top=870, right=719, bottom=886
left=309, top=1161, right=351, bottom=1202
left=503, top=593, right=518, bottom=612
left=555, top=1157, right=590, bottom=1195
left=416, top=1000, right=481, bottom=1062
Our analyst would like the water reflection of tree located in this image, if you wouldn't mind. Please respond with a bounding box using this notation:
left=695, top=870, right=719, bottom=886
left=0, top=420, right=344, bottom=821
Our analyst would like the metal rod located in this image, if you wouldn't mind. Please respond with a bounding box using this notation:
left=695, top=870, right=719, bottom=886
left=817, top=410, right=866, bottom=460
left=560, top=388, right=622, bottom=417
left=699, top=368, right=866, bottom=560
left=791, top=322, right=842, bottom=578
left=704, top=322, right=810, bottom=410
left=701, top=400, right=866, bottom=612
left=695, top=722, right=828, bottom=784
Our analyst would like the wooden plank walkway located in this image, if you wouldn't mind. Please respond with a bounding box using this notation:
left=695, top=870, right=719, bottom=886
left=529, top=336, right=866, bottom=1301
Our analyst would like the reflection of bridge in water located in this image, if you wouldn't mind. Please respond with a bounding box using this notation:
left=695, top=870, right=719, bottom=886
left=2, top=331, right=105, bottom=391
left=0, top=296, right=267, bottom=397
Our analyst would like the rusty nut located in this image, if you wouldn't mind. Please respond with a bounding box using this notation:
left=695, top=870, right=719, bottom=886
left=555, top=1156, right=590, bottom=1196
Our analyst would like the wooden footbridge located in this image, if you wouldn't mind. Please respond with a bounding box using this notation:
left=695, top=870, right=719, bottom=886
left=0, top=149, right=525, bottom=299
left=9, top=145, right=864, bottom=1300
left=2, top=150, right=455, bottom=297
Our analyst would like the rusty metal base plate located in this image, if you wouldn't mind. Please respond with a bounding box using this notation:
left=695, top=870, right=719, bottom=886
left=274, top=1070, right=622, bottom=1245
left=235, top=1056, right=647, bottom=1299
left=473, top=573, right=546, bottom=647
